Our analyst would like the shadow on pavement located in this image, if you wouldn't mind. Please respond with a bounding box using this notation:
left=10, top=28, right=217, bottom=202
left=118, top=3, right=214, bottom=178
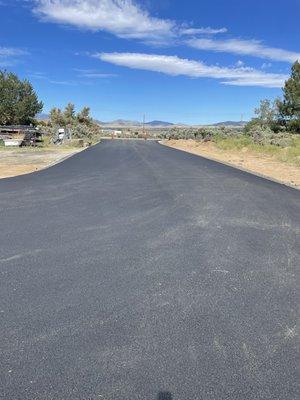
left=157, top=392, right=173, bottom=400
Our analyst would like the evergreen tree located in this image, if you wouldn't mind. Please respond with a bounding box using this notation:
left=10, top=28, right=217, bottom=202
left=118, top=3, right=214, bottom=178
left=49, top=107, right=65, bottom=126
left=77, top=106, right=92, bottom=124
left=0, top=70, right=43, bottom=125
left=282, top=61, right=300, bottom=118
left=64, top=103, right=76, bottom=125
left=278, top=61, right=300, bottom=131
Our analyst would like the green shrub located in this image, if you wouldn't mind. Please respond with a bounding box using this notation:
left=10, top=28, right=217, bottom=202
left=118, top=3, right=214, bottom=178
left=246, top=124, right=295, bottom=147
left=287, top=119, right=300, bottom=133
left=211, top=133, right=300, bottom=166
left=213, top=135, right=253, bottom=150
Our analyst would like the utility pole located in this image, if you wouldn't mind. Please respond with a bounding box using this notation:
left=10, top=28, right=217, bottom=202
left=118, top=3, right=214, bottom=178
left=142, top=114, right=145, bottom=135
left=142, top=114, right=147, bottom=140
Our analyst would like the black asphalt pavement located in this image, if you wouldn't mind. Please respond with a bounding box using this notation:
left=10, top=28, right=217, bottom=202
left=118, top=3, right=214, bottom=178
left=0, top=140, right=299, bottom=400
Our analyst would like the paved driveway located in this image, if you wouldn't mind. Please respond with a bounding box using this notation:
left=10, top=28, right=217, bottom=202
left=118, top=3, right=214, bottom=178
left=0, top=140, right=299, bottom=399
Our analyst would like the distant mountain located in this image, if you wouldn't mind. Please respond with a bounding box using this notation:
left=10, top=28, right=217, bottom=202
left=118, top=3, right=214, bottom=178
left=211, top=121, right=247, bottom=127
left=36, top=113, right=50, bottom=121
left=145, top=120, right=174, bottom=127
left=99, top=119, right=175, bottom=127
left=36, top=115, right=246, bottom=128
left=106, top=119, right=142, bottom=126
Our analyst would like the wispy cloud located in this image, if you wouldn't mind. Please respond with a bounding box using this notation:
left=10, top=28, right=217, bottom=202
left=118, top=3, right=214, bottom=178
left=0, top=46, right=28, bottom=66
left=33, top=0, right=175, bottom=43
left=187, top=38, right=300, bottom=63
left=96, top=52, right=288, bottom=88
left=48, top=79, right=77, bottom=85
left=261, top=62, right=272, bottom=69
left=180, top=27, right=227, bottom=35
left=235, top=60, right=244, bottom=67
left=32, top=1, right=228, bottom=44
left=31, top=1, right=298, bottom=67
left=30, top=70, right=110, bottom=85
left=74, top=68, right=117, bottom=78
left=29, top=71, right=47, bottom=79
left=29, top=71, right=77, bottom=85
left=0, top=47, right=28, bottom=57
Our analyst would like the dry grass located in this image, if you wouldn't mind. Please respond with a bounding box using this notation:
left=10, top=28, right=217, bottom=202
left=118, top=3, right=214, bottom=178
left=213, top=135, right=300, bottom=167
left=0, top=147, right=83, bottom=179
left=0, top=136, right=101, bottom=178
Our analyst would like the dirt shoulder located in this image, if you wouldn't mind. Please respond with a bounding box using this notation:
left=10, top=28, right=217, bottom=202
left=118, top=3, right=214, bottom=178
left=162, top=139, right=300, bottom=189
left=0, top=147, right=83, bottom=179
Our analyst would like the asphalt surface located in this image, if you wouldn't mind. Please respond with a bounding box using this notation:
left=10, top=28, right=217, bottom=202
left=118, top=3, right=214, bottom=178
left=0, top=140, right=299, bottom=400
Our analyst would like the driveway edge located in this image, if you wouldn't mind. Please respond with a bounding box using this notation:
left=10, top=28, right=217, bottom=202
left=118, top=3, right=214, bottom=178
left=159, top=141, right=299, bottom=190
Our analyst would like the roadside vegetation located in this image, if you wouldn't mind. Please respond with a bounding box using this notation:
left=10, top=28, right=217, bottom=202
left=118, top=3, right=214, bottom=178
left=213, top=135, right=300, bottom=167
left=0, top=70, right=102, bottom=177
left=166, top=61, right=300, bottom=166
left=40, top=103, right=102, bottom=145
left=0, top=71, right=43, bottom=126
left=1, top=62, right=299, bottom=174
left=0, top=70, right=101, bottom=149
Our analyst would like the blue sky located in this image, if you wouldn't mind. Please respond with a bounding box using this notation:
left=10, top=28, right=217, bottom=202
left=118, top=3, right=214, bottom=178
left=1, top=0, right=299, bottom=124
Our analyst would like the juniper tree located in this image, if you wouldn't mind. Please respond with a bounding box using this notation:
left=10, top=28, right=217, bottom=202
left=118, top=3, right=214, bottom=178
left=0, top=70, right=43, bottom=125
left=64, top=103, right=76, bottom=125
left=49, top=107, right=65, bottom=126
left=77, top=106, right=92, bottom=125
left=278, top=61, right=300, bottom=131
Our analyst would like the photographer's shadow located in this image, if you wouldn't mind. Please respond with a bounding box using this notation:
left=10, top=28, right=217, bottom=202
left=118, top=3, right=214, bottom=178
left=157, top=392, right=173, bottom=400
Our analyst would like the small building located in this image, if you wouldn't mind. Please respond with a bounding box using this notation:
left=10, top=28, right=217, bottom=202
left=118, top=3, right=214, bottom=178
left=0, top=126, right=43, bottom=147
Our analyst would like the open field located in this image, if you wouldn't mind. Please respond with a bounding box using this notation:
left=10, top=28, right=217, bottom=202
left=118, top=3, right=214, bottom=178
left=0, top=146, right=83, bottom=178
left=163, top=139, right=300, bottom=188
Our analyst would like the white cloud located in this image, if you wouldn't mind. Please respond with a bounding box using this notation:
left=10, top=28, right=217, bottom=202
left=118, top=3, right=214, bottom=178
left=74, top=68, right=117, bottom=78
left=48, top=79, right=77, bottom=85
left=180, top=27, right=227, bottom=35
left=187, top=38, right=300, bottom=63
left=32, top=1, right=229, bottom=44
left=0, top=47, right=27, bottom=57
left=0, top=46, right=28, bottom=66
left=261, top=62, right=272, bottom=69
left=96, top=52, right=288, bottom=88
left=33, top=0, right=175, bottom=42
left=31, top=1, right=298, bottom=68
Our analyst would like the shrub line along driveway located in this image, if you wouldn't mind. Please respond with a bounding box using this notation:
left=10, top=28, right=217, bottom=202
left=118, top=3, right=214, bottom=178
left=0, top=140, right=299, bottom=399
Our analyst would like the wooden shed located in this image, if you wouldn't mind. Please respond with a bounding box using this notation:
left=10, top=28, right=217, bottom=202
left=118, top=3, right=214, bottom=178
left=0, top=126, right=43, bottom=146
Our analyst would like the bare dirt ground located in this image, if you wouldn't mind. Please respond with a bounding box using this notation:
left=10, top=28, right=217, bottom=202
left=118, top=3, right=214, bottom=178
left=162, top=139, right=300, bottom=189
left=0, top=148, right=83, bottom=179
